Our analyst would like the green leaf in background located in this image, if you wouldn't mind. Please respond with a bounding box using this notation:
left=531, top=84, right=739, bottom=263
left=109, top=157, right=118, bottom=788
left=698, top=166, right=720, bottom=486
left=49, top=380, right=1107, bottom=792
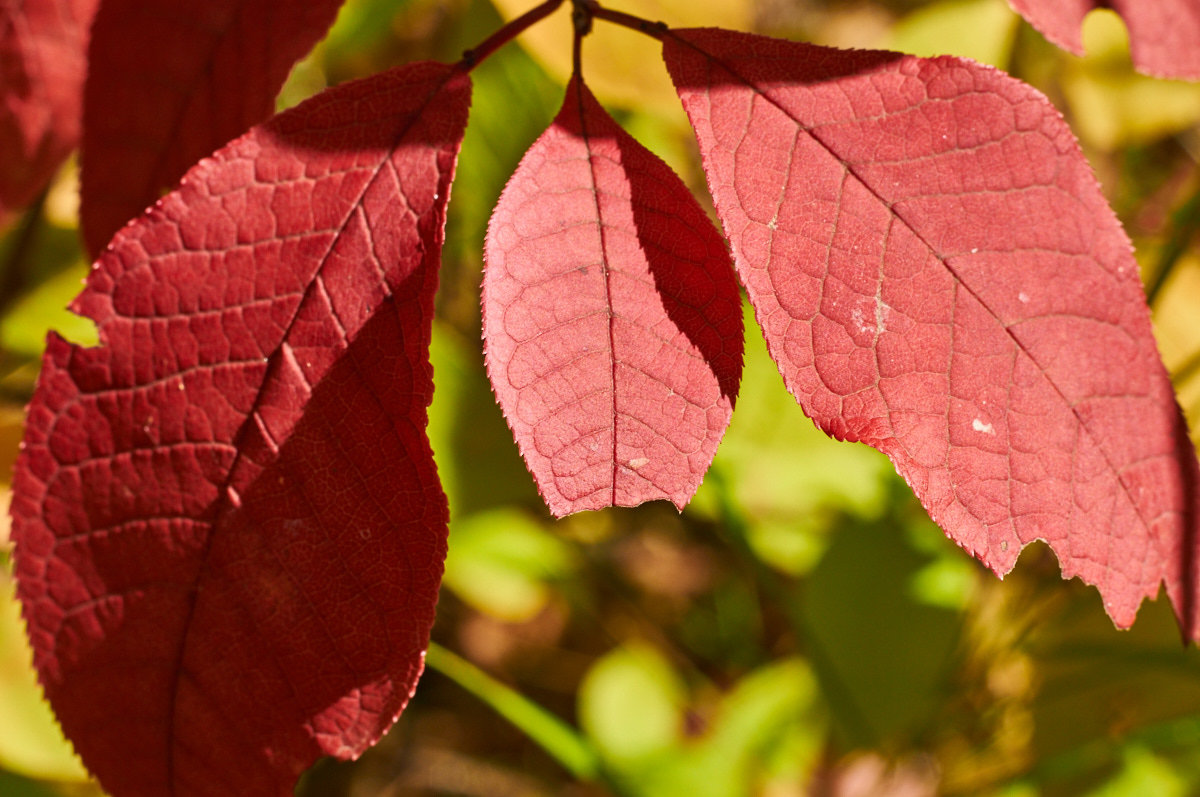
left=0, top=262, right=94, bottom=358
left=1017, top=581, right=1200, bottom=793
left=803, top=518, right=962, bottom=749
left=443, top=508, right=577, bottom=622
left=677, top=658, right=825, bottom=796
left=277, top=0, right=422, bottom=110
left=888, top=0, right=1018, bottom=67
left=1087, top=744, right=1187, bottom=797
left=579, top=643, right=826, bottom=797
left=692, top=303, right=896, bottom=576
left=0, top=569, right=89, bottom=784
left=905, top=519, right=980, bottom=611
left=1154, top=252, right=1200, bottom=445
left=1059, top=10, right=1200, bottom=150
left=0, top=770, right=69, bottom=797
left=578, top=642, right=687, bottom=770
left=427, top=321, right=540, bottom=516
left=446, top=0, right=561, bottom=280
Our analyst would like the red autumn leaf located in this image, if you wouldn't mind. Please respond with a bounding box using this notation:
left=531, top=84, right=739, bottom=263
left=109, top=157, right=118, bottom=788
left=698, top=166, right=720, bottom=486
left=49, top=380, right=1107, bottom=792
left=1007, top=0, right=1200, bottom=81
left=663, top=28, right=1200, bottom=638
left=12, top=60, right=468, bottom=794
left=0, top=0, right=97, bottom=224
left=79, top=0, right=345, bottom=256
left=484, top=73, right=743, bottom=516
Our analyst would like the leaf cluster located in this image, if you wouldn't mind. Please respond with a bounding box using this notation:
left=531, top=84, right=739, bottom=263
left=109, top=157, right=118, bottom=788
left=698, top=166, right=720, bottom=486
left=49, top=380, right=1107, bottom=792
left=2, top=0, right=1200, bottom=794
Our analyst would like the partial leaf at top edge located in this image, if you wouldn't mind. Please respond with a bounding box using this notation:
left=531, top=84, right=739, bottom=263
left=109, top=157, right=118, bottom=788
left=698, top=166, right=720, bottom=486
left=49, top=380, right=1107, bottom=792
left=484, top=73, right=743, bottom=516
left=80, top=0, right=347, bottom=257
left=663, top=27, right=1200, bottom=639
left=0, top=0, right=98, bottom=225
left=12, top=60, right=470, bottom=794
left=1007, top=0, right=1200, bottom=81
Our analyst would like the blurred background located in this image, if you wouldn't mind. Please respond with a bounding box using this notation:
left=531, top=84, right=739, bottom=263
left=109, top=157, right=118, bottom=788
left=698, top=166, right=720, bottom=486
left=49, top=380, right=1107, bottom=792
left=3, top=0, right=1200, bottom=794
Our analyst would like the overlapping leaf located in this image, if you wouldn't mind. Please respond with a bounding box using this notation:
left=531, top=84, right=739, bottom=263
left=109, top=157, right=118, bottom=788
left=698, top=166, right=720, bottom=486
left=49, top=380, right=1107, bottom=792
left=663, top=28, right=1200, bottom=638
left=1008, top=0, right=1200, bottom=81
left=0, top=0, right=97, bottom=224
left=80, top=0, right=346, bottom=256
left=484, top=73, right=743, bottom=516
left=12, top=60, right=468, bottom=794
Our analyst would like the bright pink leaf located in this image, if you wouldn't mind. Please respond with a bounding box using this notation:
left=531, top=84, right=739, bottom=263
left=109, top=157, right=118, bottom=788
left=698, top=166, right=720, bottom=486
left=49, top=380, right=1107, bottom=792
left=1008, top=0, right=1200, bottom=80
left=484, top=73, right=743, bottom=516
left=0, top=0, right=97, bottom=224
left=663, top=28, right=1200, bottom=638
left=80, top=0, right=345, bottom=256
left=12, top=61, right=469, bottom=794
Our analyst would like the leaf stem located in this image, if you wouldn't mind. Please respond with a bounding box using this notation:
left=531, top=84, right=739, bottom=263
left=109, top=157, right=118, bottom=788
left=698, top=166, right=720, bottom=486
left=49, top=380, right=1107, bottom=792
left=458, top=0, right=666, bottom=75
left=423, top=641, right=623, bottom=792
left=571, top=0, right=587, bottom=75
left=584, top=0, right=668, bottom=39
left=459, top=0, right=565, bottom=70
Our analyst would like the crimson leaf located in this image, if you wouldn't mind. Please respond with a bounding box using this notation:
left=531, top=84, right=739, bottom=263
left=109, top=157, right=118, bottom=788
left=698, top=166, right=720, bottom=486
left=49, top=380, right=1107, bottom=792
left=1008, top=0, right=1200, bottom=81
left=484, top=73, right=743, bottom=516
left=80, top=0, right=346, bottom=256
left=663, top=28, right=1200, bottom=638
left=12, top=60, right=468, bottom=793
left=0, top=0, right=97, bottom=223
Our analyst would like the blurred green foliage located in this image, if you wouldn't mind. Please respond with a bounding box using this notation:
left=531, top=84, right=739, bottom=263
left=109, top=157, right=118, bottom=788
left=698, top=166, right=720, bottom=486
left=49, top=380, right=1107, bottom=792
left=3, top=0, right=1200, bottom=795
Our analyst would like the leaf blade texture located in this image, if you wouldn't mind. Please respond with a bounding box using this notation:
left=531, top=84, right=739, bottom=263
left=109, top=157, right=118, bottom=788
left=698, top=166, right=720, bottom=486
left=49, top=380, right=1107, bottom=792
left=0, top=0, right=98, bottom=223
left=11, top=60, right=469, bottom=794
left=663, top=28, right=1200, bottom=638
left=1007, top=0, right=1200, bottom=81
left=484, top=74, right=743, bottom=516
left=79, top=0, right=346, bottom=256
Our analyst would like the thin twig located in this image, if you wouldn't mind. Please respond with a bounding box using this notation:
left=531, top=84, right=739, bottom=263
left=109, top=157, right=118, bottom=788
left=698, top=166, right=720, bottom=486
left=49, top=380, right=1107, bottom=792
left=460, top=0, right=565, bottom=70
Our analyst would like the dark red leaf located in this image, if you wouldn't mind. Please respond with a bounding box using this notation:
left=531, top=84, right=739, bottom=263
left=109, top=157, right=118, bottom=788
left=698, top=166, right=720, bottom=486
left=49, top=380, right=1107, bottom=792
left=663, top=28, right=1200, bottom=638
left=80, top=0, right=345, bottom=256
left=484, top=73, right=742, bottom=516
left=12, top=61, right=469, bottom=794
left=1008, top=0, right=1200, bottom=81
left=0, top=0, right=97, bottom=223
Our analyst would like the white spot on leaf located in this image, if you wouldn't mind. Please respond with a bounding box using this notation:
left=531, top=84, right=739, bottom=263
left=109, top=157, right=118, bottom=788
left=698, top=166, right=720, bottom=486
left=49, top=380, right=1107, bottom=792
left=874, top=284, right=889, bottom=335
left=972, top=418, right=995, bottom=435
left=851, top=306, right=869, bottom=334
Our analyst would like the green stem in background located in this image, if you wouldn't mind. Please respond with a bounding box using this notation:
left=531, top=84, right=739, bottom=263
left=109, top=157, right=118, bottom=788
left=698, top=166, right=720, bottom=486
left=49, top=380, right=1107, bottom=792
left=1146, top=180, right=1200, bottom=306
left=424, top=642, right=625, bottom=794
left=0, top=190, right=48, bottom=317
left=1173, top=347, right=1200, bottom=387
left=0, top=190, right=49, bottom=380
